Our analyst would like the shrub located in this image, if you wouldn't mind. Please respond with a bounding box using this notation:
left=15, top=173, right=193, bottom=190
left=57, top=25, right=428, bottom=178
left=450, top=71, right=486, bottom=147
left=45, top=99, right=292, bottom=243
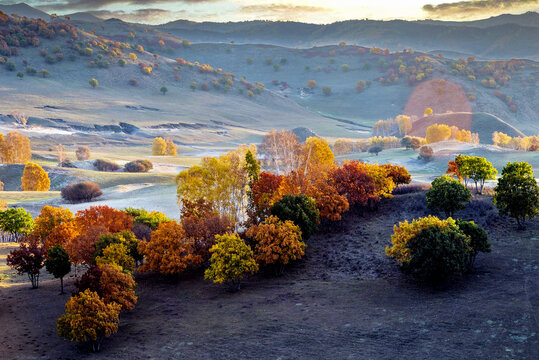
left=322, top=86, right=332, bottom=96
left=152, top=137, right=166, bottom=155
left=426, top=175, right=471, bottom=217
left=75, top=146, right=90, bottom=160
left=419, top=146, right=434, bottom=161
left=123, top=208, right=169, bottom=231
left=93, top=159, right=120, bottom=172
left=45, top=245, right=71, bottom=293
left=7, top=242, right=45, bottom=288
left=306, top=80, right=317, bottom=89
left=21, top=163, right=50, bottom=191
left=89, top=78, right=98, bottom=88
left=247, top=216, right=305, bottom=275
left=124, top=160, right=153, bottom=173
left=271, top=195, right=319, bottom=241
left=26, top=66, right=37, bottom=75
left=494, top=161, right=539, bottom=229
left=455, top=220, right=490, bottom=267
left=96, top=243, right=135, bottom=273
left=62, top=181, right=102, bottom=202
left=160, top=86, right=168, bottom=95
left=57, top=289, right=121, bottom=352
left=129, top=78, right=138, bottom=86
left=5, top=61, right=16, bottom=71
left=45, top=55, right=56, bottom=64
left=17, top=71, right=24, bottom=79
left=118, top=59, right=126, bottom=67
left=39, top=69, right=50, bottom=78
left=204, top=233, right=259, bottom=291
left=402, top=225, right=470, bottom=282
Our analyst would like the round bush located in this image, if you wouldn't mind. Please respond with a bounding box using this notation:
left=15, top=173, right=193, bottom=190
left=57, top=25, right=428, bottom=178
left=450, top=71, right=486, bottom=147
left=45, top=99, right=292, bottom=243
left=124, top=160, right=153, bottom=173
left=93, top=159, right=120, bottom=172
left=270, top=194, right=319, bottom=241
left=62, top=181, right=102, bottom=203
left=403, top=225, right=470, bottom=283
left=426, top=175, right=471, bottom=217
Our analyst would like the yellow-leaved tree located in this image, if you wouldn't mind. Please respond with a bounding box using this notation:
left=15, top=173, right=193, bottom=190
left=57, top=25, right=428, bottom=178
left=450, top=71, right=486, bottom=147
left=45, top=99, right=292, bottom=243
left=32, top=206, right=74, bottom=241
left=57, top=289, right=121, bottom=352
left=425, top=124, right=451, bottom=144
left=204, top=233, right=258, bottom=291
left=96, top=243, right=135, bottom=273
left=0, top=132, right=32, bottom=164
left=300, top=137, right=335, bottom=177
left=152, top=137, right=167, bottom=155
left=21, top=163, right=50, bottom=191
left=165, top=139, right=178, bottom=156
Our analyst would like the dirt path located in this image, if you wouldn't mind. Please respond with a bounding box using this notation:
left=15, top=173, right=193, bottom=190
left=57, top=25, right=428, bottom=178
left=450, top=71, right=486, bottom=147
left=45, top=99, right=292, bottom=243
left=1, top=193, right=537, bottom=359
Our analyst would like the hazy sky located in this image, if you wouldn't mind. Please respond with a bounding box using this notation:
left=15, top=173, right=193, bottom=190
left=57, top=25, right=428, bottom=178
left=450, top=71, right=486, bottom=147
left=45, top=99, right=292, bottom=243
left=15, top=0, right=539, bottom=24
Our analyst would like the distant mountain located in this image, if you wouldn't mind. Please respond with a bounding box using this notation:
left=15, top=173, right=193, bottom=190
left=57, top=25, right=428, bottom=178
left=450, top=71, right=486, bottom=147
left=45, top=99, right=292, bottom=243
left=65, top=12, right=101, bottom=22
left=0, top=2, right=49, bottom=20
left=157, top=14, right=539, bottom=59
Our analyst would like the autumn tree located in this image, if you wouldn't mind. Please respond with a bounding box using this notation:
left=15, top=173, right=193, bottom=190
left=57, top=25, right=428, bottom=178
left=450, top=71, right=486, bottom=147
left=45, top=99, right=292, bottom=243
left=329, top=161, right=376, bottom=208
left=56, top=144, right=66, bottom=163
left=57, top=289, right=121, bottom=352
left=123, top=208, right=169, bottom=231
left=138, top=221, right=202, bottom=275
left=7, top=241, right=45, bottom=288
left=152, top=137, right=167, bottom=155
left=0, top=208, right=34, bottom=242
left=494, top=162, right=539, bottom=229
left=424, top=107, right=433, bottom=116
left=204, top=233, right=259, bottom=291
left=458, top=156, right=497, bottom=194
left=419, top=145, right=434, bottom=161
left=270, top=195, right=319, bottom=241
left=94, top=231, right=141, bottom=266
left=426, top=175, right=471, bottom=217
left=0, top=132, right=32, bottom=164
left=381, top=164, right=411, bottom=186
left=300, top=137, right=335, bottom=177
left=75, top=146, right=90, bottom=160
left=259, top=130, right=301, bottom=174
left=96, top=243, right=135, bottom=273
left=45, top=245, right=71, bottom=293
left=247, top=216, right=305, bottom=275
left=89, top=78, right=98, bottom=88
left=249, top=171, right=283, bottom=224
left=306, top=80, right=317, bottom=89
left=425, top=124, right=451, bottom=143
left=165, top=139, right=178, bottom=156
left=21, top=163, right=50, bottom=191
left=32, top=205, right=73, bottom=242
left=76, top=206, right=133, bottom=234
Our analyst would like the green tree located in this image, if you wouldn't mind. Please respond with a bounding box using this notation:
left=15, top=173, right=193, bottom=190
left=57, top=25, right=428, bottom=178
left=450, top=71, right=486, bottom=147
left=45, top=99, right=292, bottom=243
left=160, top=86, right=168, bottom=95
left=270, top=195, right=319, bottom=241
left=0, top=208, right=34, bottom=241
left=45, top=245, right=71, bottom=294
left=426, top=175, right=471, bottom=217
left=89, top=78, right=98, bottom=88
left=493, top=162, right=539, bottom=229
left=459, top=156, right=497, bottom=194
left=456, top=220, right=490, bottom=267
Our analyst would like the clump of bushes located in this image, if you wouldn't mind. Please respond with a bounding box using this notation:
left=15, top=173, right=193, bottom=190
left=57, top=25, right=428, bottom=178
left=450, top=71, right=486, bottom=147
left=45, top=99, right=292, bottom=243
left=61, top=181, right=103, bottom=203
left=124, top=160, right=153, bottom=173
left=426, top=175, right=471, bottom=217
left=93, top=159, right=120, bottom=172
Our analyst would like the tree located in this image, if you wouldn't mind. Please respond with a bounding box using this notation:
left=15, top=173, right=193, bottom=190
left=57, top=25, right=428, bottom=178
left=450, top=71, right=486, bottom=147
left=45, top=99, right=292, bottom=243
left=138, top=221, right=202, bottom=275
left=160, top=86, right=168, bottom=95
left=329, top=161, right=376, bottom=207
left=57, top=289, right=121, bottom=352
left=425, top=124, right=451, bottom=143
left=322, top=86, right=332, bottom=96
left=271, top=195, right=319, bottom=241
left=204, top=233, right=259, bottom=291
left=306, top=80, right=317, bottom=89
left=7, top=242, right=45, bottom=288
left=368, top=145, right=382, bottom=155
left=89, top=78, right=98, bottom=88
left=381, top=164, right=411, bottom=186
left=494, top=162, right=539, bottom=229
left=56, top=144, right=66, bottom=163
left=93, top=159, right=120, bottom=172
left=76, top=264, right=137, bottom=311
left=32, top=205, right=73, bottom=242
left=402, top=225, right=470, bottom=283
left=0, top=132, right=32, bottom=164
left=76, top=206, right=133, bottom=234
left=249, top=171, right=283, bottom=224
left=300, top=137, right=335, bottom=176
left=45, top=245, right=71, bottom=294
left=123, top=208, right=170, bottom=231
left=426, top=175, right=471, bottom=217
left=459, top=156, right=497, bottom=194
left=247, top=216, right=305, bottom=275
left=45, top=221, right=80, bottom=255
left=75, top=146, right=90, bottom=160
left=0, top=208, right=34, bottom=241
left=96, top=243, right=135, bottom=273
left=455, top=220, right=490, bottom=267
left=424, top=107, right=433, bottom=116
left=152, top=137, right=167, bottom=155
left=21, top=163, right=50, bottom=191
left=259, top=130, right=301, bottom=174
left=165, top=139, right=177, bottom=156
left=181, top=210, right=233, bottom=261
left=95, top=230, right=141, bottom=266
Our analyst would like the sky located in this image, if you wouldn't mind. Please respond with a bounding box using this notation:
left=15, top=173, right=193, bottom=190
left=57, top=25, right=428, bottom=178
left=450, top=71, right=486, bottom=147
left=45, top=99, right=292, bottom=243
left=10, top=0, right=539, bottom=24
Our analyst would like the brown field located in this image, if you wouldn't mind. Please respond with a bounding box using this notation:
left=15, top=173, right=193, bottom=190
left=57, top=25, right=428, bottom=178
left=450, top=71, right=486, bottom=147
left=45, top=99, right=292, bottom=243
left=0, top=192, right=538, bottom=359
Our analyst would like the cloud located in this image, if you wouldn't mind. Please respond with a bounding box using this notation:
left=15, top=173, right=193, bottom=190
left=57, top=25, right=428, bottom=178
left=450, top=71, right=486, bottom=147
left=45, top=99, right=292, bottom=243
left=90, top=8, right=186, bottom=23
left=423, top=0, right=539, bottom=17
left=36, top=0, right=216, bottom=12
left=241, top=4, right=328, bottom=15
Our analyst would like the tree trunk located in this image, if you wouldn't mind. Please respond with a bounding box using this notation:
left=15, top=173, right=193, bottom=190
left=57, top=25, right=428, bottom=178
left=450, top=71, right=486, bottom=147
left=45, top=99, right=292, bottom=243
left=60, top=277, right=64, bottom=294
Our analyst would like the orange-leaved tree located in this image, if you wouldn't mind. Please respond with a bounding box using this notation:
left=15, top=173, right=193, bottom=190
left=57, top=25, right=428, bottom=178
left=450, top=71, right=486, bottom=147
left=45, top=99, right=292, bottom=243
left=32, top=206, right=74, bottom=243
left=249, top=171, right=283, bottom=224
left=329, top=161, right=376, bottom=207
left=138, top=221, right=202, bottom=275
left=247, top=216, right=305, bottom=275
left=57, top=289, right=121, bottom=352
left=381, top=163, right=411, bottom=186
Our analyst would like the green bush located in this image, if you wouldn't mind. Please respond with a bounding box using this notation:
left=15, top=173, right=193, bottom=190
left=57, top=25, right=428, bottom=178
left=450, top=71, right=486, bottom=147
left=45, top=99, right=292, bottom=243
left=5, top=61, right=16, bottom=71
left=123, top=207, right=170, bottom=231
left=271, top=194, right=319, bottom=241
left=403, top=225, right=470, bottom=282
left=45, top=245, right=71, bottom=294
left=455, top=220, right=490, bottom=267
left=94, top=231, right=141, bottom=265
left=426, top=175, right=471, bottom=217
